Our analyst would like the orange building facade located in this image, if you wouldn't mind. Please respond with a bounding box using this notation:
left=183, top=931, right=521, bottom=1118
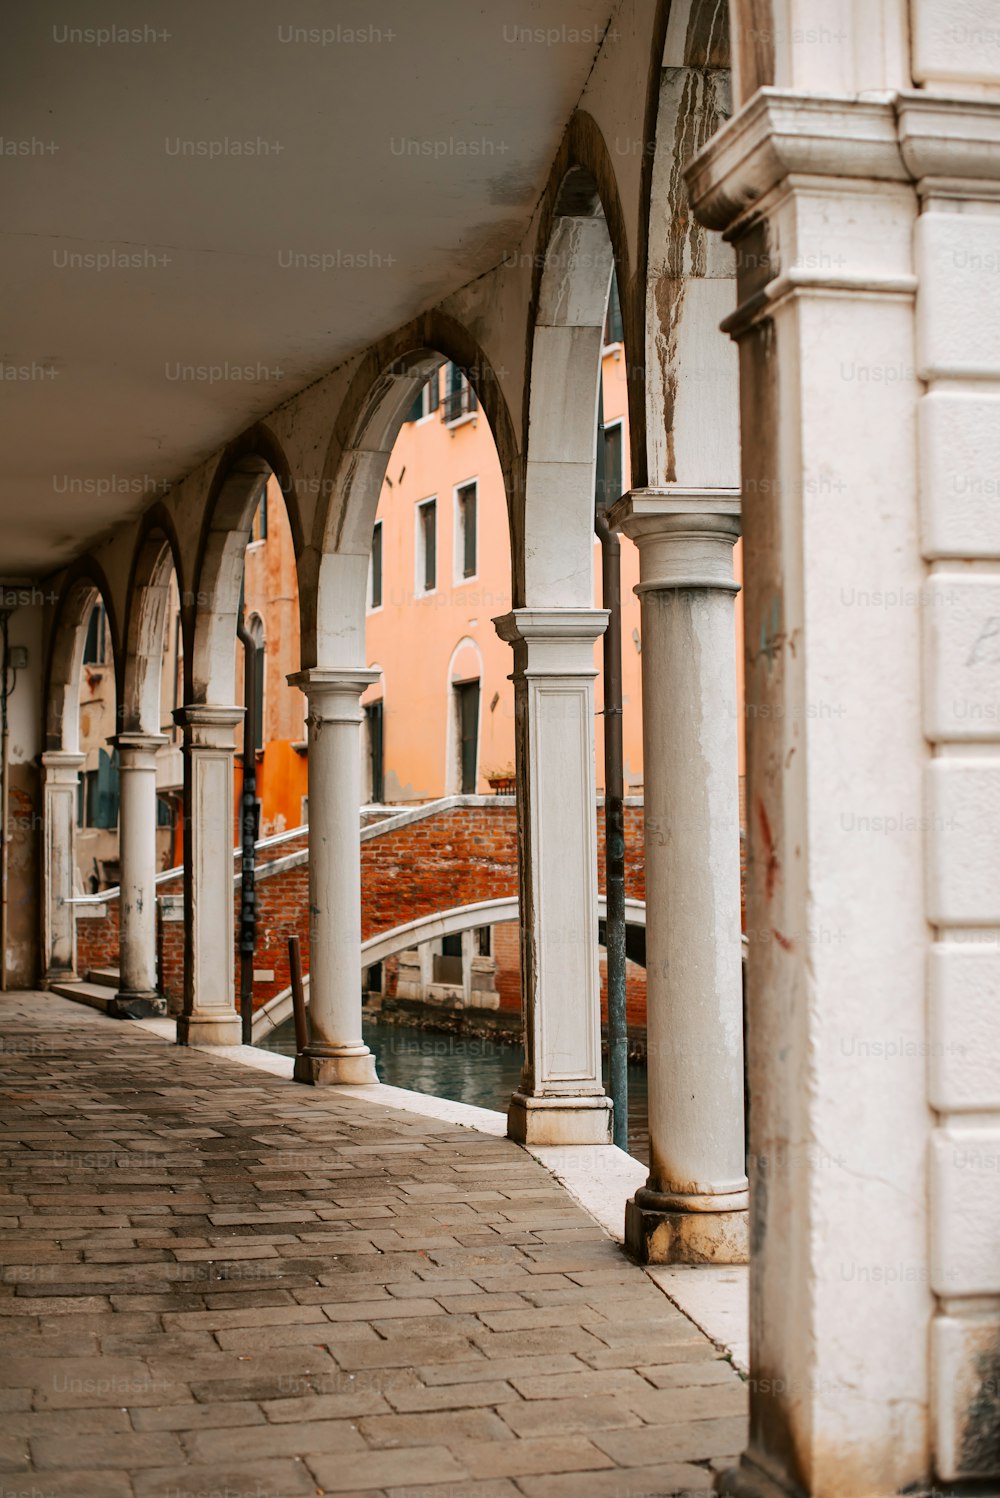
left=75, top=337, right=744, bottom=888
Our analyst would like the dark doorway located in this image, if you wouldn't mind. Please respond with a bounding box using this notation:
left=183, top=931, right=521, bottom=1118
left=365, top=701, right=384, bottom=803
left=456, top=680, right=479, bottom=794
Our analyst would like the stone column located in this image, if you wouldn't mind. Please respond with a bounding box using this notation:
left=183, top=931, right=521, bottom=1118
left=289, top=669, right=380, bottom=1084
left=686, top=89, right=929, bottom=1496
left=494, top=608, right=613, bottom=1145
left=611, top=491, right=747, bottom=1263
left=108, top=733, right=168, bottom=1018
left=41, top=751, right=85, bottom=983
left=174, top=705, right=243, bottom=1046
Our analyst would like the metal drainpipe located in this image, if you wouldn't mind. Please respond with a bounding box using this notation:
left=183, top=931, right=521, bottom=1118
left=595, top=378, right=629, bottom=1153
left=236, top=590, right=257, bottom=1046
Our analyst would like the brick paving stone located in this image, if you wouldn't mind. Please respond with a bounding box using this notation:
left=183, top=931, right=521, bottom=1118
left=183, top=1416, right=367, bottom=1462
left=417, top=1353, right=585, bottom=1386
left=358, top=1408, right=513, bottom=1448
left=130, top=1399, right=266, bottom=1430
left=624, top=1380, right=750, bottom=1423
left=383, top=1378, right=518, bottom=1412
left=640, top=1358, right=744, bottom=1388
left=385, top=1484, right=522, bottom=1498
left=0, top=1471, right=135, bottom=1498
left=516, top=1462, right=716, bottom=1496
left=306, top=1446, right=467, bottom=1491
left=0, top=993, right=744, bottom=1498
left=453, top=1434, right=616, bottom=1479
left=133, top=1456, right=317, bottom=1497
left=595, top=1416, right=750, bottom=1467
left=30, top=1429, right=184, bottom=1469
left=498, top=1393, right=641, bottom=1438
left=260, top=1390, right=393, bottom=1421
left=510, top=1368, right=652, bottom=1401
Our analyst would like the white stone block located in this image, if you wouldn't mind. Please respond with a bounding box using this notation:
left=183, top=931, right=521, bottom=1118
left=929, top=943, right=1000, bottom=1110
left=916, top=213, right=1000, bottom=377
left=932, top=1313, right=1000, bottom=1481
left=912, top=0, right=1000, bottom=87
left=931, top=1126, right=1000, bottom=1295
left=927, top=759, right=1000, bottom=925
left=925, top=575, right=1000, bottom=740
left=920, top=391, right=1000, bottom=558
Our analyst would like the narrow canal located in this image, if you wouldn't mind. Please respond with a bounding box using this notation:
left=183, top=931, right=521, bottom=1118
left=259, top=1015, right=650, bottom=1165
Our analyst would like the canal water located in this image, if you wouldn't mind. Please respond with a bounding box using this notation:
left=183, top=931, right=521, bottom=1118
left=259, top=1014, right=650, bottom=1165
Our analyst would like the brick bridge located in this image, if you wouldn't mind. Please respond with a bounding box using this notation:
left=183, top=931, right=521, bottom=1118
left=74, top=796, right=647, bottom=1020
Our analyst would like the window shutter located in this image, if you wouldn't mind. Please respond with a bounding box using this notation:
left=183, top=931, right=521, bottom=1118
left=406, top=386, right=424, bottom=422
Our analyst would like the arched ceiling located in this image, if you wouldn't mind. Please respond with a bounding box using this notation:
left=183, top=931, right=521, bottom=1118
left=1, top=0, right=616, bottom=575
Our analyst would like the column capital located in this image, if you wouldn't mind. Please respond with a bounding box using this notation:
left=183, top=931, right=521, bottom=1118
left=610, top=490, right=741, bottom=594
left=173, top=704, right=243, bottom=749
left=40, top=751, right=85, bottom=776
left=493, top=607, right=608, bottom=677
left=288, top=668, right=381, bottom=723
left=110, top=733, right=170, bottom=764
left=684, top=91, right=906, bottom=235
left=288, top=667, right=381, bottom=699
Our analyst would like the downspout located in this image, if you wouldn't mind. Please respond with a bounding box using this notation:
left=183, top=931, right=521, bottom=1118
left=236, top=585, right=257, bottom=1045
left=595, top=380, right=629, bottom=1153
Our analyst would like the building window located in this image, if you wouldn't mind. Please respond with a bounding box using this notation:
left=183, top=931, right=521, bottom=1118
left=455, top=679, right=480, bottom=794
left=600, top=420, right=623, bottom=510
left=443, top=362, right=477, bottom=423
left=405, top=370, right=439, bottom=423
left=369, top=520, right=383, bottom=610
left=83, top=602, right=110, bottom=665
left=455, top=481, right=477, bottom=581
left=365, top=700, right=385, bottom=804
left=416, top=498, right=437, bottom=594
left=83, top=748, right=119, bottom=829
left=604, top=270, right=624, bottom=345
left=476, top=925, right=491, bottom=957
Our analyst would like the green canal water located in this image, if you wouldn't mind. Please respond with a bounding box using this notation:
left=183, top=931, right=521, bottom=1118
left=259, top=1014, right=650, bottom=1165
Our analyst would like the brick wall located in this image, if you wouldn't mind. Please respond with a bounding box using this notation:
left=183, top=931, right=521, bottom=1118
left=75, top=801, right=650, bottom=1023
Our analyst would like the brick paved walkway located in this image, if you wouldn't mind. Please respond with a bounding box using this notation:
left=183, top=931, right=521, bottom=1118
left=0, top=992, right=747, bottom=1498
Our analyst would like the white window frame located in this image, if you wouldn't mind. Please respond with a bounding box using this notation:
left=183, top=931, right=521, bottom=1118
left=443, top=364, right=478, bottom=429
left=414, top=496, right=438, bottom=597
left=415, top=369, right=440, bottom=424
left=452, top=477, right=478, bottom=587
left=368, top=519, right=384, bottom=613
left=600, top=417, right=625, bottom=511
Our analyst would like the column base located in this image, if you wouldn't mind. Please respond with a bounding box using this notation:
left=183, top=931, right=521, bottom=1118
left=176, top=1013, right=243, bottom=1047
left=108, top=991, right=165, bottom=1020
left=625, top=1190, right=749, bottom=1264
left=44, top=969, right=79, bottom=988
left=714, top=1456, right=794, bottom=1498
left=507, top=1092, right=613, bottom=1146
left=294, top=1048, right=379, bottom=1086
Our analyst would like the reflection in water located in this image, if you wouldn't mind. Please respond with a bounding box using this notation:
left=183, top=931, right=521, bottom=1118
left=259, top=1014, right=649, bottom=1164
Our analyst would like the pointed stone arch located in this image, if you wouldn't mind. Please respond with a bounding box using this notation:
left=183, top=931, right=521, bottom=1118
left=189, top=424, right=301, bottom=705
left=302, top=310, right=521, bottom=673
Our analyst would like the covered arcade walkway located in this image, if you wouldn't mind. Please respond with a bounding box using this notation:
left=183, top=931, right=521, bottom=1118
left=0, top=992, right=747, bottom=1497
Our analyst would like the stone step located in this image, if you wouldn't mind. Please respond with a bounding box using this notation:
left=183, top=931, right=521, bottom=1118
left=86, top=967, right=120, bottom=989
left=49, top=980, right=114, bottom=1013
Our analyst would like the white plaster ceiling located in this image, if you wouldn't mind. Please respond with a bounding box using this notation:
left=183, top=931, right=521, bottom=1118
left=1, top=0, right=615, bottom=576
